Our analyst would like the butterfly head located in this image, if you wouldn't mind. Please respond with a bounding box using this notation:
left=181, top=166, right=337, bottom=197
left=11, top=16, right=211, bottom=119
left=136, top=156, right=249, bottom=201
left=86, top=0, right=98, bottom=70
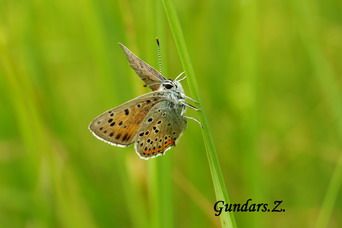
left=160, top=79, right=185, bottom=94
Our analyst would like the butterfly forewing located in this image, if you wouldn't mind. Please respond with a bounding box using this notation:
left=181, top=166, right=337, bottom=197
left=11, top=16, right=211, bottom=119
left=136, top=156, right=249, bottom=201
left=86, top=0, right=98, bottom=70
left=119, top=43, right=166, bottom=91
left=134, top=101, right=187, bottom=159
left=89, top=92, right=166, bottom=147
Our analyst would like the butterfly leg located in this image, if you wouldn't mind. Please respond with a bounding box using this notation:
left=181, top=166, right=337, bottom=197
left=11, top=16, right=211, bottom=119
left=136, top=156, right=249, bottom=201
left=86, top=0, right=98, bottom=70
left=184, top=116, right=203, bottom=128
left=177, top=76, right=187, bottom=83
left=184, top=95, right=199, bottom=104
left=183, top=102, right=201, bottom=111
left=175, top=72, right=185, bottom=81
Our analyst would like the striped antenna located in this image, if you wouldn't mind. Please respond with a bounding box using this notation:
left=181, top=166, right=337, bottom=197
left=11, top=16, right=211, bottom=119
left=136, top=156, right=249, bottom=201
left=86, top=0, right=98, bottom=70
left=156, top=37, right=162, bottom=73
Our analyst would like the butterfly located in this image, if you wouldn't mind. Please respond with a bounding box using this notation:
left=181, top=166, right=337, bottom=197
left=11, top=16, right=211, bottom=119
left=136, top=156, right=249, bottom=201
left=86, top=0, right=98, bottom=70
left=88, top=42, right=200, bottom=159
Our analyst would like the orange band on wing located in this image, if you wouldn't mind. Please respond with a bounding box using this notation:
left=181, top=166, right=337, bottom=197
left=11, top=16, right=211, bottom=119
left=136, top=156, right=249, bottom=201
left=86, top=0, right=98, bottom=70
left=145, top=140, right=175, bottom=154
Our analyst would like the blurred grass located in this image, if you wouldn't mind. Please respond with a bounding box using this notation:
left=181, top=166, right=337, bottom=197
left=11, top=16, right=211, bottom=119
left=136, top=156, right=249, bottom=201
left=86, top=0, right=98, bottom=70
left=1, top=0, right=342, bottom=227
left=290, top=0, right=342, bottom=227
left=233, top=0, right=261, bottom=226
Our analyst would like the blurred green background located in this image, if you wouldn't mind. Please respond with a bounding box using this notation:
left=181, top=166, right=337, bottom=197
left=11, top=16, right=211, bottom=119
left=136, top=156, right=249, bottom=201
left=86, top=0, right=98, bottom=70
left=1, top=0, right=342, bottom=227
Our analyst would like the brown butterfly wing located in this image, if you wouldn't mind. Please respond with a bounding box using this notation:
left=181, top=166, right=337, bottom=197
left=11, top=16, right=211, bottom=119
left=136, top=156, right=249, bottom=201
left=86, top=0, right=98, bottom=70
left=134, top=101, right=187, bottom=159
left=119, top=43, right=166, bottom=91
left=89, top=92, right=166, bottom=147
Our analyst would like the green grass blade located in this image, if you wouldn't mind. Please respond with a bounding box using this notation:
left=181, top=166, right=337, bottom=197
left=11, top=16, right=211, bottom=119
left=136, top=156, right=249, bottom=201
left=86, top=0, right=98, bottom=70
left=161, top=0, right=237, bottom=227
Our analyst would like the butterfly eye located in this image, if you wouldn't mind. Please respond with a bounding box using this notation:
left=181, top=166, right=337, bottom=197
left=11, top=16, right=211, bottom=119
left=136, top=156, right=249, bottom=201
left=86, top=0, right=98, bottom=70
left=164, top=83, right=173, bottom=89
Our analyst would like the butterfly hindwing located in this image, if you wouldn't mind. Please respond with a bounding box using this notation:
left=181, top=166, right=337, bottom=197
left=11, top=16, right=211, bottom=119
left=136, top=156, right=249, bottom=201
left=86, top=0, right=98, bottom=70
left=134, top=101, right=187, bottom=159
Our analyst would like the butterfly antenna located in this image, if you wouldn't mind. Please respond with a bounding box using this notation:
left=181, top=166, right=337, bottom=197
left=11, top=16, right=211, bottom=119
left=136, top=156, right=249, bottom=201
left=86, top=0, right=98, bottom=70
left=156, top=37, right=162, bottom=74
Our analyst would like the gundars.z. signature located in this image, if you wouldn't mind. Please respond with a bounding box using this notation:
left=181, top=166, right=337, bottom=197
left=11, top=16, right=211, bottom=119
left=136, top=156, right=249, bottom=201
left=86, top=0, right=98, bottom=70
left=214, top=199, right=285, bottom=216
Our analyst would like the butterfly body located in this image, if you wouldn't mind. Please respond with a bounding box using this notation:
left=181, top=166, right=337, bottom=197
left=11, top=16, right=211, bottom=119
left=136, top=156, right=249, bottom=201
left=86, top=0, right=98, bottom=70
left=89, top=43, right=198, bottom=159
